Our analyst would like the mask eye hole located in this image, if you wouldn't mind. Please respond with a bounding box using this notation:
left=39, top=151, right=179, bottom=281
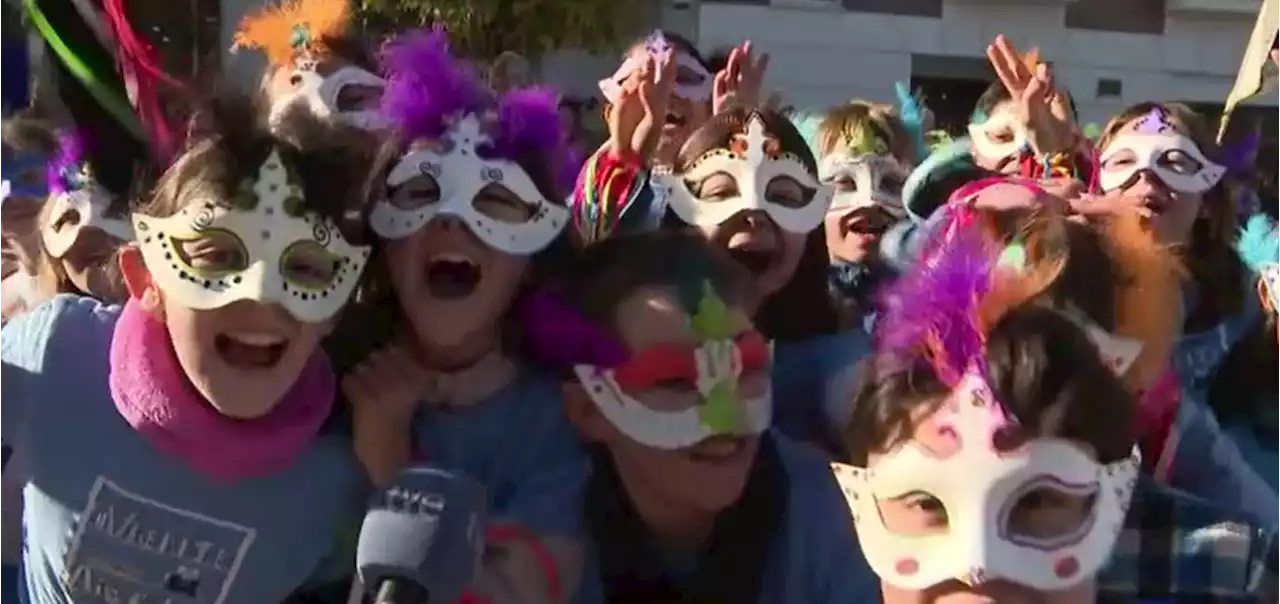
left=279, top=240, right=341, bottom=290
left=174, top=229, right=250, bottom=276
left=1002, top=480, right=1099, bottom=548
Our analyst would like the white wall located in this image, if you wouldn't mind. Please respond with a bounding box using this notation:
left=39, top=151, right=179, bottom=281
left=697, top=0, right=1277, bottom=125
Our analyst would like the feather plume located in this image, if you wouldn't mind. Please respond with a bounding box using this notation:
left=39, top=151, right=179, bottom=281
left=875, top=207, right=995, bottom=385
left=486, top=85, right=569, bottom=177
left=1099, top=210, right=1186, bottom=392
left=1220, top=131, right=1261, bottom=175
left=378, top=28, right=489, bottom=144
left=1235, top=213, right=1279, bottom=274
left=233, top=0, right=349, bottom=68
left=518, top=288, right=629, bottom=371
left=893, top=82, right=929, bottom=164
left=47, top=131, right=87, bottom=196
left=789, top=110, right=823, bottom=160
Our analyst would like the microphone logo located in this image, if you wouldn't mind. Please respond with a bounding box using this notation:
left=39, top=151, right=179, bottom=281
left=383, top=486, right=447, bottom=516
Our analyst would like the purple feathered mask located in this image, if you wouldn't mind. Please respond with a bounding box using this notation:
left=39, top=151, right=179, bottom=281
left=46, top=132, right=93, bottom=196
left=874, top=205, right=997, bottom=386
left=378, top=28, right=577, bottom=192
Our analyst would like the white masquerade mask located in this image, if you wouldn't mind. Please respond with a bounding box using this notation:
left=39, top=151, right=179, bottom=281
left=41, top=167, right=134, bottom=259
left=133, top=149, right=371, bottom=323
left=819, top=153, right=907, bottom=217
left=599, top=51, right=713, bottom=104
left=968, top=106, right=1028, bottom=162
left=1098, top=133, right=1225, bottom=194
left=270, top=64, right=387, bottom=132
left=832, top=369, right=1141, bottom=591
left=650, top=115, right=833, bottom=234
left=370, top=114, right=569, bottom=255
left=572, top=336, right=773, bottom=450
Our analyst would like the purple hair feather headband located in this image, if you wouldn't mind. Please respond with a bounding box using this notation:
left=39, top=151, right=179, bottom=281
left=47, top=131, right=91, bottom=196
left=875, top=207, right=996, bottom=386
left=377, top=28, right=576, bottom=192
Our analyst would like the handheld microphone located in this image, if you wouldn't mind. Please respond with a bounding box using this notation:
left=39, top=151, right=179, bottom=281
left=356, top=465, right=488, bottom=604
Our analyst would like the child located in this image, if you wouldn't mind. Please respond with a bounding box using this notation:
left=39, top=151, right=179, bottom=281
left=523, top=230, right=878, bottom=602
left=234, top=0, right=383, bottom=130
left=834, top=212, right=1276, bottom=601
left=30, top=132, right=134, bottom=305
left=1, top=91, right=377, bottom=603
left=1, top=114, right=59, bottom=321
left=341, top=29, right=584, bottom=604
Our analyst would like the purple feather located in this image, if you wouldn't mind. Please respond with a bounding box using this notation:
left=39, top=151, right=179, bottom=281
left=378, top=28, right=489, bottom=144
left=874, top=207, right=995, bottom=385
left=1134, top=107, right=1168, bottom=134
left=1220, top=130, right=1261, bottom=174
left=518, top=287, right=629, bottom=371
left=558, top=143, right=586, bottom=198
left=46, top=131, right=86, bottom=196
left=485, top=85, right=568, bottom=173
left=378, top=27, right=576, bottom=196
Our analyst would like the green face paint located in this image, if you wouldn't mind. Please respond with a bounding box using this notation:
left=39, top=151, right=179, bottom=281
left=997, top=241, right=1028, bottom=272
left=686, top=281, right=746, bottom=433
left=697, top=378, right=743, bottom=433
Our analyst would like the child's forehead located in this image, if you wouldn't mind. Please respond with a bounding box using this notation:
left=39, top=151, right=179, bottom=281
left=612, top=285, right=752, bottom=349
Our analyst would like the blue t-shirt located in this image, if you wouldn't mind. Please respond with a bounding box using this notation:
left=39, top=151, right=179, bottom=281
left=411, top=372, right=586, bottom=537
left=573, top=432, right=878, bottom=603
left=771, top=331, right=871, bottom=453
left=2, top=296, right=365, bottom=604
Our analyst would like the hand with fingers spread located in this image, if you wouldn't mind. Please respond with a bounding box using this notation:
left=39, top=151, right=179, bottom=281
left=985, top=34, right=1075, bottom=156
left=344, top=343, right=433, bottom=486
left=712, top=41, right=771, bottom=114
left=632, top=53, right=678, bottom=160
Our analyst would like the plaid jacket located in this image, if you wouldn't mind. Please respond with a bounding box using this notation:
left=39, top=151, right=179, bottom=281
left=1097, top=478, right=1278, bottom=603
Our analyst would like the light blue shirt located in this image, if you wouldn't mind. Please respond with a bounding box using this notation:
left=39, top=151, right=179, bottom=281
left=2, top=295, right=365, bottom=604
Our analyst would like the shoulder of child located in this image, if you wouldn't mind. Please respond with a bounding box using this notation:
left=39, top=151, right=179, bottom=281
left=769, top=432, right=879, bottom=601
left=2, top=293, right=116, bottom=373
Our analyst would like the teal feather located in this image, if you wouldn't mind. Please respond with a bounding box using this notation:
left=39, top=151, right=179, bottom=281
left=894, top=82, right=929, bottom=165
left=1235, top=213, right=1279, bottom=275
left=789, top=110, right=823, bottom=160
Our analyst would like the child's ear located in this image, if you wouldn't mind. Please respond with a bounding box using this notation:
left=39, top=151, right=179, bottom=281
left=601, top=103, right=614, bottom=127
left=118, top=245, right=161, bottom=312
left=560, top=381, right=610, bottom=443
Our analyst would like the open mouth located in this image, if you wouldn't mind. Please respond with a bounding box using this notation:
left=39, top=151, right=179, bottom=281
left=727, top=247, right=775, bottom=275
left=215, top=332, right=287, bottom=370
left=425, top=253, right=482, bottom=299
left=1141, top=194, right=1169, bottom=217
left=842, top=207, right=895, bottom=235
left=688, top=436, right=751, bottom=464
left=663, top=112, right=687, bottom=129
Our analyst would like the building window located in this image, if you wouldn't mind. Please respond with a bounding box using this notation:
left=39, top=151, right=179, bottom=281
left=844, top=0, right=942, bottom=17
left=1065, top=0, right=1165, bottom=35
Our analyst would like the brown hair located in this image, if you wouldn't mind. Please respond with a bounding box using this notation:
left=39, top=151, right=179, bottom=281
left=1097, top=102, right=1243, bottom=330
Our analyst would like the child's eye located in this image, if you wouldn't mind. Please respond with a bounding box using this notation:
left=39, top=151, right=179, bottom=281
left=389, top=175, right=441, bottom=209
left=280, top=241, right=340, bottom=289
left=176, top=230, right=248, bottom=273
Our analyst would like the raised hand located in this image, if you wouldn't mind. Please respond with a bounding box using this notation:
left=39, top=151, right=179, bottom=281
left=713, top=41, right=771, bottom=114
left=344, top=343, right=432, bottom=485
left=632, top=52, right=678, bottom=159
left=985, top=35, right=1075, bottom=155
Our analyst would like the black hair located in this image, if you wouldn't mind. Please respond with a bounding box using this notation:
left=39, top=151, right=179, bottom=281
left=844, top=303, right=1136, bottom=466
left=566, top=230, right=758, bottom=334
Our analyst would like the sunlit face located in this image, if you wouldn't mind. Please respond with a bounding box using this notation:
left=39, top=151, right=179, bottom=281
left=382, top=179, right=531, bottom=352
left=969, top=101, right=1025, bottom=175
left=591, top=286, right=765, bottom=513
left=1097, top=117, right=1209, bottom=245
left=872, top=402, right=1099, bottom=604
left=820, top=135, right=906, bottom=265
left=53, top=227, right=127, bottom=299
left=153, top=220, right=336, bottom=419
left=2, top=195, right=43, bottom=280
left=691, top=172, right=807, bottom=296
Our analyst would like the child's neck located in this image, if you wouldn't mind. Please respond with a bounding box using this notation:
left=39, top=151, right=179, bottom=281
left=407, top=327, right=518, bottom=407
left=618, top=469, right=717, bottom=551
